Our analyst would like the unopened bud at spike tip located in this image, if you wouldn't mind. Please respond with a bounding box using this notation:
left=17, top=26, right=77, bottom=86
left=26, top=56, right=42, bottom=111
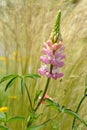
left=50, top=10, right=61, bottom=43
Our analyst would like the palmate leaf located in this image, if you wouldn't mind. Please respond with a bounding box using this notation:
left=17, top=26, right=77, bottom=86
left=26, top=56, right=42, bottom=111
left=5, top=77, right=17, bottom=91
left=26, top=119, right=50, bottom=130
left=0, top=125, right=10, bottom=130
left=0, top=74, right=20, bottom=91
left=0, top=74, right=18, bottom=84
left=7, top=116, right=25, bottom=122
left=45, top=99, right=87, bottom=127
left=24, top=74, right=40, bottom=80
left=0, top=74, right=40, bottom=92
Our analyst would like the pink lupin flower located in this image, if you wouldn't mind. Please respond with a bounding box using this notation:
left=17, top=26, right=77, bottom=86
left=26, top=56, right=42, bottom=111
left=38, top=10, right=66, bottom=80
left=38, top=40, right=65, bottom=80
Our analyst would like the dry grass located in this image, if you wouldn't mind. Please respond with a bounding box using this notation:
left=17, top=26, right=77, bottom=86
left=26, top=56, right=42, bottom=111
left=0, top=0, right=87, bottom=130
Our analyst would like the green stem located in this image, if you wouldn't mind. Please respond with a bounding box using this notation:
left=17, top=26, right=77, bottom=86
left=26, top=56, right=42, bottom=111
left=26, top=77, right=51, bottom=128
left=34, top=64, right=53, bottom=112
left=34, top=77, right=51, bottom=112
left=25, top=83, right=33, bottom=110
left=72, top=95, right=86, bottom=129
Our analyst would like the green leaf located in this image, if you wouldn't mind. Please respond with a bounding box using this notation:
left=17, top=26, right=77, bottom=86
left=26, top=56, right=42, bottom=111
left=5, top=77, right=17, bottom=91
left=21, top=77, right=25, bottom=93
left=0, top=112, right=6, bottom=122
left=34, top=90, right=42, bottom=104
left=0, top=74, right=18, bottom=84
left=45, top=98, right=60, bottom=110
left=35, top=113, right=43, bottom=120
left=0, top=125, right=10, bottom=130
left=27, top=111, right=42, bottom=127
left=46, top=99, right=87, bottom=127
left=26, top=119, right=50, bottom=130
left=7, top=116, right=25, bottom=122
left=64, top=108, right=87, bottom=127
left=28, top=110, right=36, bottom=123
left=24, top=74, right=40, bottom=80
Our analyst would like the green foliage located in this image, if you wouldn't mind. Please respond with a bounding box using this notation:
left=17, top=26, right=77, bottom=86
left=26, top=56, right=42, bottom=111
left=0, top=125, right=10, bottom=130
left=45, top=99, right=87, bottom=127
left=26, top=119, right=50, bottom=130
left=5, top=77, right=17, bottom=91
left=0, top=112, right=6, bottom=122
left=34, top=90, right=42, bottom=105
left=0, top=74, right=40, bottom=93
left=0, top=0, right=87, bottom=129
left=6, top=116, right=25, bottom=122
left=0, top=112, right=25, bottom=130
left=27, top=110, right=43, bottom=128
left=0, top=75, right=18, bottom=84
left=27, top=110, right=38, bottom=127
left=0, top=112, right=25, bottom=123
left=50, top=120, right=59, bottom=130
left=65, top=0, right=79, bottom=4
left=21, top=77, right=25, bottom=94
left=85, top=75, right=87, bottom=95
left=24, top=74, right=41, bottom=80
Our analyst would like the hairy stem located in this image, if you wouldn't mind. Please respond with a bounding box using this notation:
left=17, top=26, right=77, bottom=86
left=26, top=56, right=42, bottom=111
left=34, top=77, right=51, bottom=112
left=27, top=60, right=52, bottom=127
left=27, top=78, right=51, bottom=128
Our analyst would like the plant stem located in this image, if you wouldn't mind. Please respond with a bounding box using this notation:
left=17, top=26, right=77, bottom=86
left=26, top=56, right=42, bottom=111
left=25, top=83, right=33, bottom=110
left=26, top=78, right=51, bottom=128
left=72, top=95, right=86, bottom=129
left=34, top=77, right=51, bottom=112
left=34, top=64, right=53, bottom=112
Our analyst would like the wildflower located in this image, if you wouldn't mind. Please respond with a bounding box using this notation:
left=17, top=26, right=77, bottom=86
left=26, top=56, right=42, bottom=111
left=13, top=51, right=17, bottom=56
left=0, top=107, right=8, bottom=112
left=38, top=10, right=65, bottom=80
left=0, top=56, right=6, bottom=61
left=9, top=96, right=17, bottom=99
left=38, top=40, right=65, bottom=80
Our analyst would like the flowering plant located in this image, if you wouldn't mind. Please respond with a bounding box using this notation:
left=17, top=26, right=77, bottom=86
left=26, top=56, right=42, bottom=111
left=0, top=10, right=87, bottom=130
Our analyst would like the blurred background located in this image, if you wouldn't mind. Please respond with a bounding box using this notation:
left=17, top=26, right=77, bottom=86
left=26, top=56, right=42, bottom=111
left=0, top=0, right=87, bottom=130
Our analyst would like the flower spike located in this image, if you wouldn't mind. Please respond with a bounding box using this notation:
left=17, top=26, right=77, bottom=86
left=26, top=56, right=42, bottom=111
left=38, top=10, right=65, bottom=80
left=38, top=40, right=65, bottom=80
